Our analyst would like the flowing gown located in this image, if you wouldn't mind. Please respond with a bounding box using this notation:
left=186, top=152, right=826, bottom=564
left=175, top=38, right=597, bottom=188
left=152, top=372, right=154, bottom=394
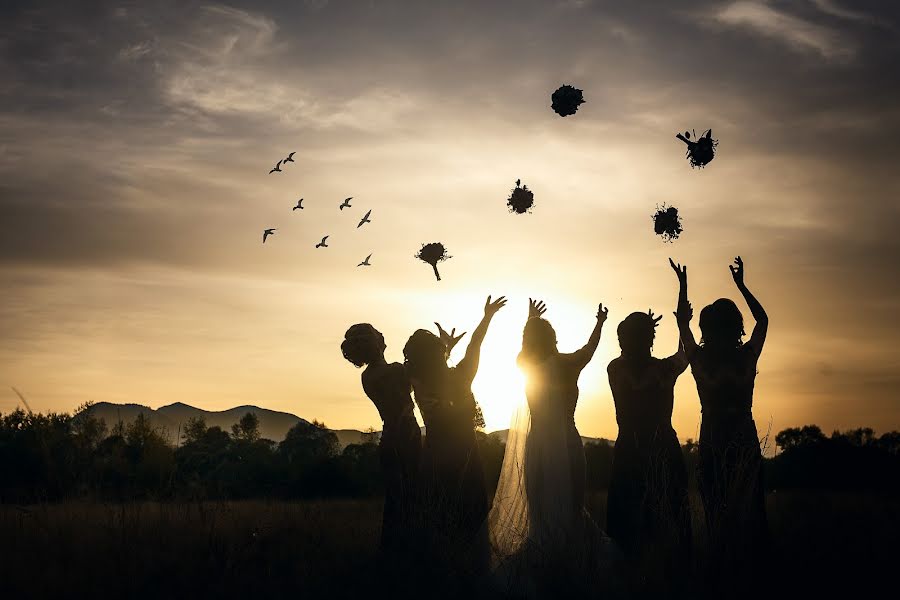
left=690, top=345, right=767, bottom=583
left=606, top=355, right=691, bottom=571
left=489, top=354, right=622, bottom=598
left=415, top=367, right=489, bottom=573
left=362, top=362, right=422, bottom=552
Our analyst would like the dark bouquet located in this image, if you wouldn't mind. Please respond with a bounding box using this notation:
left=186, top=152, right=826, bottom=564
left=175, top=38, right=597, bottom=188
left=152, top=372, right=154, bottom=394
left=507, top=181, right=535, bottom=214
left=675, top=128, right=718, bottom=168
left=416, top=242, right=451, bottom=281
left=551, top=84, right=585, bottom=117
left=652, top=204, right=683, bottom=242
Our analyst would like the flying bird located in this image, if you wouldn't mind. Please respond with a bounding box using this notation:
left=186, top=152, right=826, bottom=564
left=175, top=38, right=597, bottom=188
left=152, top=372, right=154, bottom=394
left=269, top=160, right=282, bottom=174
left=339, top=197, right=352, bottom=210
left=292, top=198, right=304, bottom=211
left=284, top=151, right=295, bottom=163
left=358, top=253, right=372, bottom=267
left=357, top=209, right=372, bottom=228
left=263, top=228, right=277, bottom=243
left=316, top=236, right=329, bottom=248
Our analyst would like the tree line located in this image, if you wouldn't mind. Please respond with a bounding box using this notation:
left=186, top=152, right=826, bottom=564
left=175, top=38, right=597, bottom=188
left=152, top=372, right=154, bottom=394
left=1, top=405, right=897, bottom=503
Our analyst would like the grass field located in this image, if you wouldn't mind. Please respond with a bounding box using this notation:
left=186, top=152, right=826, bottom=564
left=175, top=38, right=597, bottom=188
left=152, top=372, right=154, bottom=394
left=2, top=492, right=897, bottom=599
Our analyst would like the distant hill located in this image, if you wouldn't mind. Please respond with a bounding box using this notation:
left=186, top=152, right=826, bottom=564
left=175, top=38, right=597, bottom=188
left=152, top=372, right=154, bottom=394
left=81, top=402, right=611, bottom=449
left=84, top=402, right=312, bottom=445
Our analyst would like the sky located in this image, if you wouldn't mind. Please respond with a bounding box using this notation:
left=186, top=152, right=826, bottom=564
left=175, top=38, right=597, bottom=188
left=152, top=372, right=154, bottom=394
left=1, top=0, right=899, bottom=441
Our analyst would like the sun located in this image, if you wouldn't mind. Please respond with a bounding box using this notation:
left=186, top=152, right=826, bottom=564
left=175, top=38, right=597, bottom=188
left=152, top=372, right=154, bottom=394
left=470, top=312, right=527, bottom=432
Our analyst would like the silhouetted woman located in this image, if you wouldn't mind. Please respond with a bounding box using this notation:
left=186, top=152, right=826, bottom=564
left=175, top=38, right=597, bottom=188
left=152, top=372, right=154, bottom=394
left=670, top=256, right=769, bottom=589
left=341, top=324, right=421, bottom=554
left=606, top=309, right=691, bottom=584
left=488, top=299, right=621, bottom=596
left=403, top=295, right=507, bottom=575
left=516, top=299, right=608, bottom=520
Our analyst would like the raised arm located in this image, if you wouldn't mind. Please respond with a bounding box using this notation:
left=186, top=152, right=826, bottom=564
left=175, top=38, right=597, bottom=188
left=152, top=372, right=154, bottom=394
left=456, top=295, right=507, bottom=384
left=730, top=256, right=768, bottom=356
left=567, top=303, right=609, bottom=371
left=670, top=258, right=699, bottom=358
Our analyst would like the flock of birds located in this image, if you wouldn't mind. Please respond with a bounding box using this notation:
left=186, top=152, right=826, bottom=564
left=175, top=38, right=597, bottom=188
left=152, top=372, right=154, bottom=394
left=262, top=152, right=375, bottom=268
left=260, top=86, right=719, bottom=280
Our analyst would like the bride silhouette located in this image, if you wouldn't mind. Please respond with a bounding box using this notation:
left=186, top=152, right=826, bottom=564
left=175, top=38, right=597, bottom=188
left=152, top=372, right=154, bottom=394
left=488, top=299, right=622, bottom=596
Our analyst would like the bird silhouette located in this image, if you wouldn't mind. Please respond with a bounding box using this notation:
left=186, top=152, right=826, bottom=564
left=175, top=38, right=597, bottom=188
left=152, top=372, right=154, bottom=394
left=339, top=197, right=352, bottom=210
left=292, top=198, right=304, bottom=211
left=357, top=209, right=372, bottom=228
left=269, top=160, right=282, bottom=174
left=284, top=151, right=295, bottom=163
left=358, top=253, right=372, bottom=267
left=316, top=236, right=329, bottom=248
left=263, top=228, right=277, bottom=243
left=516, top=178, right=521, bottom=187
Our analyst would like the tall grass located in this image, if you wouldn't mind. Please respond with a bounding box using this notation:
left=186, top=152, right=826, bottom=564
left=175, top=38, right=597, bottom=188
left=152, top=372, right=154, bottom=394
left=1, top=491, right=897, bottom=599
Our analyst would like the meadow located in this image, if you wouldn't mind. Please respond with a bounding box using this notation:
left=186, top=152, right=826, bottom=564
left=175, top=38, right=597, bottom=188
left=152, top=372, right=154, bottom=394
left=2, top=491, right=897, bottom=599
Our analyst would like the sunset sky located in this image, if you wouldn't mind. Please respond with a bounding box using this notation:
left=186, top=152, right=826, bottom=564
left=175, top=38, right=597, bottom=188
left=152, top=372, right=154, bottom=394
left=1, top=0, right=898, bottom=441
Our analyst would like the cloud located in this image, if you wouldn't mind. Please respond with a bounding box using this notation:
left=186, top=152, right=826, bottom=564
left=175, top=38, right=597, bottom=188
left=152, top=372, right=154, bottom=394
left=711, top=1, right=855, bottom=61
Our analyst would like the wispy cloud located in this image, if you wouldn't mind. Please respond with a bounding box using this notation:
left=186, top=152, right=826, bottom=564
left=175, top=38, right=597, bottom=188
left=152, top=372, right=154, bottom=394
left=711, top=1, right=855, bottom=61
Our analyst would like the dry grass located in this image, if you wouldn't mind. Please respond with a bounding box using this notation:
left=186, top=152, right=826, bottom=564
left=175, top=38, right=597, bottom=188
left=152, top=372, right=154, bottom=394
left=1, top=491, right=897, bottom=599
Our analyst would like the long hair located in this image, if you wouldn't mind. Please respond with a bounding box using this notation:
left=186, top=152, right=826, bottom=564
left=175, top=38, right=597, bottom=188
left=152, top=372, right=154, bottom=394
left=699, top=298, right=745, bottom=349
left=617, top=312, right=656, bottom=357
left=402, top=329, right=447, bottom=385
left=340, top=323, right=385, bottom=368
left=518, top=317, right=558, bottom=368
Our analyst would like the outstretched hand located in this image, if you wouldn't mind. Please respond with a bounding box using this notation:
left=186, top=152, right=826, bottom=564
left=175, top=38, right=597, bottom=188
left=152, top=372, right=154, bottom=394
left=597, top=303, right=609, bottom=325
left=674, top=300, right=693, bottom=323
left=669, top=258, right=687, bottom=284
left=647, top=309, right=663, bottom=328
left=729, top=256, right=745, bottom=286
left=528, top=298, right=547, bottom=319
left=435, top=322, right=466, bottom=354
left=484, top=295, right=508, bottom=317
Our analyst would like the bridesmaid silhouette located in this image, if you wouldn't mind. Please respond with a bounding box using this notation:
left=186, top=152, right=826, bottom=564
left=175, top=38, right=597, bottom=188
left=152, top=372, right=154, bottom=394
left=341, top=324, right=422, bottom=554
left=670, top=256, right=769, bottom=590
left=606, top=308, right=691, bottom=583
left=402, top=295, right=507, bottom=574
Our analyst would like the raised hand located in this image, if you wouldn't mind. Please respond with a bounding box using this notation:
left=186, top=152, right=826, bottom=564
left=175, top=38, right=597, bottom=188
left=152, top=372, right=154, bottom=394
left=647, top=309, right=663, bottom=328
left=597, top=303, right=609, bottom=325
left=669, top=258, right=687, bottom=284
left=528, top=298, right=547, bottom=319
left=484, top=295, right=508, bottom=317
left=674, top=300, right=693, bottom=323
left=729, top=256, right=745, bottom=287
left=434, top=322, right=466, bottom=354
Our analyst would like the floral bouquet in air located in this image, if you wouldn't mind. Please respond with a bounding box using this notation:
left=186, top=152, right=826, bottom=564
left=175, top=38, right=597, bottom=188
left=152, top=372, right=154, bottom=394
left=416, top=242, right=451, bottom=281
left=507, top=181, right=535, bottom=214
left=551, top=84, right=585, bottom=117
left=652, top=204, right=683, bottom=242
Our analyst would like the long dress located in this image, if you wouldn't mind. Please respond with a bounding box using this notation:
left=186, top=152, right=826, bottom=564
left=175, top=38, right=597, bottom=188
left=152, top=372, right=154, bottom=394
left=489, top=354, right=622, bottom=598
left=362, top=362, right=422, bottom=553
left=690, top=345, right=767, bottom=585
left=606, top=355, right=691, bottom=576
left=415, top=367, right=489, bottom=574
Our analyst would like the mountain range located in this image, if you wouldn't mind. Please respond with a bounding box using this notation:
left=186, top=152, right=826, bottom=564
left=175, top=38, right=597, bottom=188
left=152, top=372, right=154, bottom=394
left=82, top=402, right=612, bottom=448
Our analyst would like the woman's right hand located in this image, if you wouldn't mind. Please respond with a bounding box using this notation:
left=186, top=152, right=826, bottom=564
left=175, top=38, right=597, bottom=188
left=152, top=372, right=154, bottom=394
left=669, top=258, right=687, bottom=285
left=484, top=295, right=508, bottom=317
